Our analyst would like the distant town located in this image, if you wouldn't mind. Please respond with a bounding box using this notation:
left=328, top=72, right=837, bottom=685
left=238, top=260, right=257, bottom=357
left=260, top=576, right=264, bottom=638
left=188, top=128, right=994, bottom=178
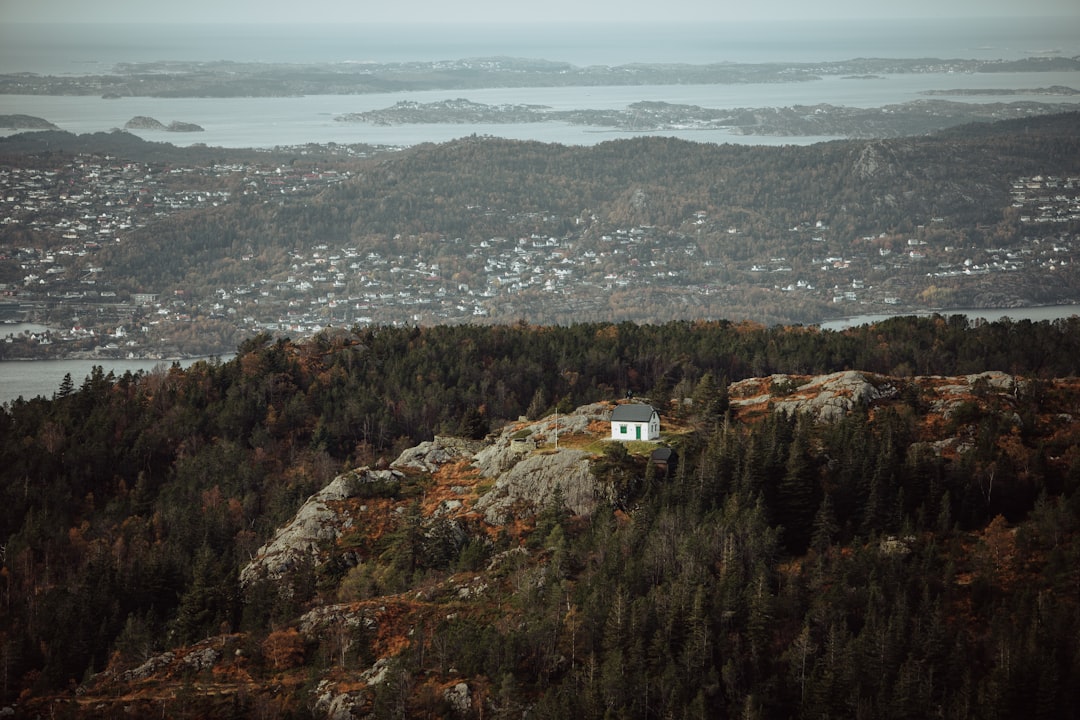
left=2, top=144, right=1079, bottom=359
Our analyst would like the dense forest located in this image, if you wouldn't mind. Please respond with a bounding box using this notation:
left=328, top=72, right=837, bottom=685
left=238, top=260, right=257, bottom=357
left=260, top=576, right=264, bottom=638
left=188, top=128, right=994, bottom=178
left=2, top=316, right=1080, bottom=718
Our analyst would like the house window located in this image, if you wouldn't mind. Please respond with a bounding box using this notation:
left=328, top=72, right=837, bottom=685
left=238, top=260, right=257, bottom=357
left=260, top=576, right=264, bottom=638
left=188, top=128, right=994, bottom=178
left=620, top=425, right=628, bottom=435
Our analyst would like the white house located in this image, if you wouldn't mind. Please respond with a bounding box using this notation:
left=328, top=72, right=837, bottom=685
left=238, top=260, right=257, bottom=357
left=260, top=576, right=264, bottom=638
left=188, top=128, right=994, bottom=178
left=610, top=404, right=660, bottom=441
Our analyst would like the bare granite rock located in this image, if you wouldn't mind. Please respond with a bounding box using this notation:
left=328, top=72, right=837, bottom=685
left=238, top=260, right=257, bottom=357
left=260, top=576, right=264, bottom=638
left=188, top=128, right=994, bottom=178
left=444, top=682, right=472, bottom=715
left=240, top=468, right=401, bottom=585
left=469, top=403, right=616, bottom=522
left=472, top=402, right=610, bottom=478
left=730, top=370, right=896, bottom=422
left=313, top=679, right=366, bottom=720
left=391, top=435, right=483, bottom=473
left=473, top=448, right=611, bottom=523
left=774, top=371, right=894, bottom=422
left=297, top=602, right=376, bottom=638
left=926, top=371, right=1023, bottom=424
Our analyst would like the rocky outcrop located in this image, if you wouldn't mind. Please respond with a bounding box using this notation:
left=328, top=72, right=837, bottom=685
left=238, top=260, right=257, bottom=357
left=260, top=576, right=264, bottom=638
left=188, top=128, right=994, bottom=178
left=472, top=402, right=609, bottom=477
left=444, top=682, right=472, bottom=715
left=473, top=448, right=609, bottom=524
left=240, top=404, right=618, bottom=589
left=391, top=435, right=483, bottom=473
left=297, top=602, right=376, bottom=638
left=727, top=370, right=1033, bottom=461
left=471, top=402, right=614, bottom=522
left=927, top=371, right=1022, bottom=420
left=240, top=468, right=402, bottom=585
left=313, top=678, right=367, bottom=720
left=730, top=370, right=896, bottom=422
left=117, top=642, right=219, bottom=682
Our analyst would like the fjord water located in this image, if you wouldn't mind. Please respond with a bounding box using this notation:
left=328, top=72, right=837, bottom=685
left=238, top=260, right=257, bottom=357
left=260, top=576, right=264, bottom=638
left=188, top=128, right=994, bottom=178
left=1, top=17, right=1079, bottom=147
left=5, top=67, right=1080, bottom=149
left=0, top=352, right=230, bottom=406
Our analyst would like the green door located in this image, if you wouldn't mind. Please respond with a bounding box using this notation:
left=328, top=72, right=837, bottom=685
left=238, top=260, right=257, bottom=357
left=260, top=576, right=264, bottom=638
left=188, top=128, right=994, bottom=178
left=636, top=425, right=641, bottom=440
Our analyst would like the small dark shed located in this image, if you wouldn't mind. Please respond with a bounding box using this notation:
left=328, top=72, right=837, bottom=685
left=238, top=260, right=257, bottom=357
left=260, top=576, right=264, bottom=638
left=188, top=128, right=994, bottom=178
left=650, top=447, right=678, bottom=474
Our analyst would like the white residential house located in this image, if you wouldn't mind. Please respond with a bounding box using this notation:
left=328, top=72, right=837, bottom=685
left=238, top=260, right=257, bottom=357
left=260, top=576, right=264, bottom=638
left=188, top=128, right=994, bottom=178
left=610, top=404, right=660, bottom=441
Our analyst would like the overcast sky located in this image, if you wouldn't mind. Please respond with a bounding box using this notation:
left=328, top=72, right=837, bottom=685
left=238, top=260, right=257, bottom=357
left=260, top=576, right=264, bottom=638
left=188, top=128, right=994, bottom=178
left=1, top=0, right=1077, bottom=24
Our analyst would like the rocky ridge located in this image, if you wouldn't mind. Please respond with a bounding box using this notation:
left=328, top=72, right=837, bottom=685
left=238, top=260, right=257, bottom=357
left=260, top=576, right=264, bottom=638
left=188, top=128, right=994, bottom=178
left=240, top=373, right=1035, bottom=592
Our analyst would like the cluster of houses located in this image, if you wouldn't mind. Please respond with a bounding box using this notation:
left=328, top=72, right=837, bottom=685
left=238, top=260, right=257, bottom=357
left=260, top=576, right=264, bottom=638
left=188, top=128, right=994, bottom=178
left=1, top=156, right=350, bottom=292
left=3, top=150, right=1078, bottom=356
left=1013, top=175, right=1080, bottom=226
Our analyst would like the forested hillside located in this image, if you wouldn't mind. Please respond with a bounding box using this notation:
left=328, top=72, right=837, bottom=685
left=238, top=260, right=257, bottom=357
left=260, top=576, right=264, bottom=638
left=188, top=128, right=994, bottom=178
left=4, top=114, right=1077, bottom=347
left=2, top=317, right=1080, bottom=718
left=98, top=114, right=1080, bottom=286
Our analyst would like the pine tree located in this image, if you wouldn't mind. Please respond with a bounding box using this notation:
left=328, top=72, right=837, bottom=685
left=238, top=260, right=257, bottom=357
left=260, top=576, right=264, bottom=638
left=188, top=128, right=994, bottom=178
left=56, top=373, right=74, bottom=399
left=811, top=493, right=839, bottom=554
left=777, top=418, right=819, bottom=553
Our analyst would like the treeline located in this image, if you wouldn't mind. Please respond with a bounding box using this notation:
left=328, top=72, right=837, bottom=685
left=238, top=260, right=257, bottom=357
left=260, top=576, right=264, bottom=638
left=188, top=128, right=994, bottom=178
left=1, top=316, right=1079, bottom=715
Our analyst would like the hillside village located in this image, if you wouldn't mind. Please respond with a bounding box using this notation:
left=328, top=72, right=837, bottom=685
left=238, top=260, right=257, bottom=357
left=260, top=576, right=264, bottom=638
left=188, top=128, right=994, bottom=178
left=2, top=144, right=1080, bottom=358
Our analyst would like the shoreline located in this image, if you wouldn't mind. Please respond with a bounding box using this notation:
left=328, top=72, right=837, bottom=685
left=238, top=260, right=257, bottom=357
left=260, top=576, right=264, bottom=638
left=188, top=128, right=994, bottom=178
left=7, top=305, right=1080, bottom=361
left=817, top=303, right=1080, bottom=331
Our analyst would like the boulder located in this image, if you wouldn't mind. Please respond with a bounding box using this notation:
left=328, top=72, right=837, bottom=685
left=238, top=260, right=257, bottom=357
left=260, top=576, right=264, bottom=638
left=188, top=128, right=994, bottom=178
left=444, top=682, right=472, bottom=715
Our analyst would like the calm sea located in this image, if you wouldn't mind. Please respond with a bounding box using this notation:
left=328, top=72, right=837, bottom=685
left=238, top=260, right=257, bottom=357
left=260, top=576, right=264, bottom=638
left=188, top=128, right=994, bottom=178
left=1, top=18, right=1079, bottom=148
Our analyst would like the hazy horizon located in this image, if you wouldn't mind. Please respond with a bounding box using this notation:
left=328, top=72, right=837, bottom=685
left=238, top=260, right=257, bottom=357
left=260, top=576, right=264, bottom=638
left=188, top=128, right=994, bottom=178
left=2, top=0, right=1078, bottom=24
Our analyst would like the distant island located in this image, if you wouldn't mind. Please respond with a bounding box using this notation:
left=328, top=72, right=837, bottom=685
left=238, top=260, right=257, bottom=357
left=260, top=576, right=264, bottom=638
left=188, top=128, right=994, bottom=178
left=123, top=116, right=204, bottom=132
left=1, top=55, right=1078, bottom=98
left=0, top=114, right=58, bottom=130
left=921, top=85, right=1080, bottom=96
left=336, top=97, right=1080, bottom=138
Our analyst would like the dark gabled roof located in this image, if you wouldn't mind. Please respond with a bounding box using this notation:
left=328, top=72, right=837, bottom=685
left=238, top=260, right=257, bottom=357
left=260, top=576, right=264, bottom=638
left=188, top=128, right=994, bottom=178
left=611, top=404, right=657, bottom=422
left=650, top=447, right=675, bottom=463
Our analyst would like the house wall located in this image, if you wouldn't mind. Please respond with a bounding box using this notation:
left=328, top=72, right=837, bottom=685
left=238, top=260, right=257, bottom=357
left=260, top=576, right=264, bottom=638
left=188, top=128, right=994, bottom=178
left=610, top=413, right=660, bottom=440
